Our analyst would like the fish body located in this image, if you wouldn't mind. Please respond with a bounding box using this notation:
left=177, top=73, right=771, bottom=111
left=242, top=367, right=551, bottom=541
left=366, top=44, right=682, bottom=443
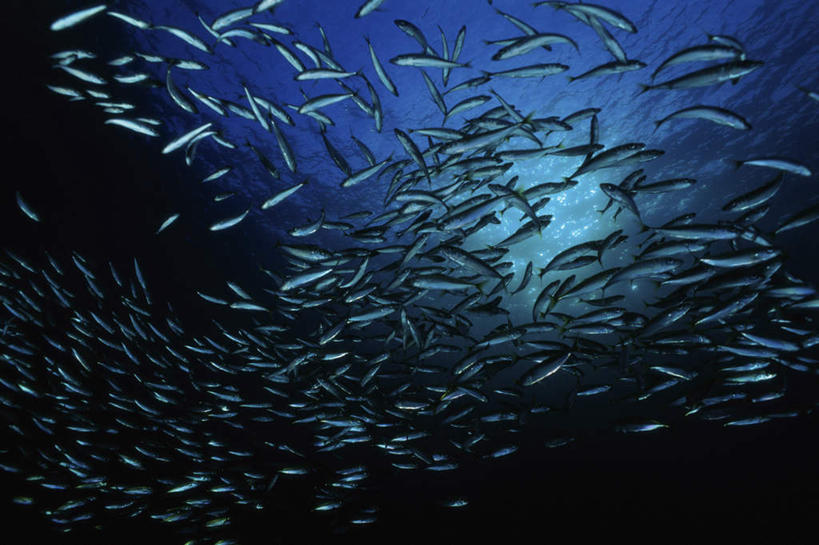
left=639, top=60, right=763, bottom=92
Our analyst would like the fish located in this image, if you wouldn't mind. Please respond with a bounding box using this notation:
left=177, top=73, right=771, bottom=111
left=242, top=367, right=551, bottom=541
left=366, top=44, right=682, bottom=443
left=57, top=65, right=106, bottom=85
left=107, top=11, right=152, bottom=30
left=394, top=19, right=436, bottom=54
left=209, top=209, right=250, bottom=231
left=604, top=258, right=683, bottom=289
left=599, top=183, right=642, bottom=221
left=154, top=25, right=211, bottom=54
left=390, top=54, right=469, bottom=69
left=356, top=0, right=387, bottom=19
left=652, top=44, right=744, bottom=80
left=484, top=64, right=569, bottom=79
left=165, top=68, right=197, bottom=114
left=19, top=2, right=819, bottom=540
left=775, top=203, right=819, bottom=235
left=655, top=105, right=751, bottom=130
left=722, top=174, right=783, bottom=212
left=50, top=5, right=107, bottom=32
left=365, top=37, right=399, bottom=96
left=341, top=156, right=392, bottom=188
left=15, top=191, right=40, bottom=222
left=162, top=123, right=213, bottom=155
left=584, top=13, right=628, bottom=63
left=261, top=182, right=306, bottom=210
left=733, top=157, right=812, bottom=177
left=155, top=213, right=180, bottom=234
left=539, top=2, right=638, bottom=34
left=573, top=143, right=645, bottom=177
left=298, top=93, right=353, bottom=114
left=639, top=60, right=763, bottom=93
left=295, top=69, right=359, bottom=81
left=104, top=118, right=160, bottom=137
left=520, top=353, right=571, bottom=386
left=490, top=33, right=579, bottom=61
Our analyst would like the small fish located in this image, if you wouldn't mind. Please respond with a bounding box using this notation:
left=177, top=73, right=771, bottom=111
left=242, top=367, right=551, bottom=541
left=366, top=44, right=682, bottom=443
left=341, top=156, right=392, bottom=188
left=655, top=105, right=750, bottom=131
left=356, top=0, right=386, bottom=18
left=295, top=69, right=359, bottom=80
left=50, top=5, right=107, bottom=31
left=298, top=93, right=353, bottom=114
left=104, top=118, right=160, bottom=137
left=616, top=421, right=668, bottom=433
left=261, top=182, right=306, bottom=210
left=209, top=209, right=250, bottom=231
left=16, top=192, right=40, bottom=222
left=733, top=157, right=811, bottom=177
left=484, top=63, right=569, bottom=78
left=156, top=214, right=180, bottom=234
left=390, top=54, right=469, bottom=69
left=162, top=123, right=213, bottom=154
left=639, top=60, right=763, bottom=93
left=652, top=44, right=743, bottom=80
left=540, top=2, right=638, bottom=33
left=365, top=37, right=398, bottom=96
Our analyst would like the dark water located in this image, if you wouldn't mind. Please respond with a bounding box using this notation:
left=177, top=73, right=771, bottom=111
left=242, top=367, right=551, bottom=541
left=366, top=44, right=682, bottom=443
left=2, top=1, right=819, bottom=543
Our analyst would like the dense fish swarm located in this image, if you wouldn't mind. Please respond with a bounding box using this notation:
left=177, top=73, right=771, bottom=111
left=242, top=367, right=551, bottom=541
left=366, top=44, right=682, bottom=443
left=4, top=0, right=819, bottom=543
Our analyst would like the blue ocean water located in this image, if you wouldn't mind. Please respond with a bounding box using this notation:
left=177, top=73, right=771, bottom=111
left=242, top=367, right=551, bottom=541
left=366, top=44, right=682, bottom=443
left=2, top=0, right=819, bottom=543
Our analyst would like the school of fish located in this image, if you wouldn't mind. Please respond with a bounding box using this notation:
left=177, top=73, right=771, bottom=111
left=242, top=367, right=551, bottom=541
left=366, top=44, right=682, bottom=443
left=3, top=0, right=819, bottom=542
